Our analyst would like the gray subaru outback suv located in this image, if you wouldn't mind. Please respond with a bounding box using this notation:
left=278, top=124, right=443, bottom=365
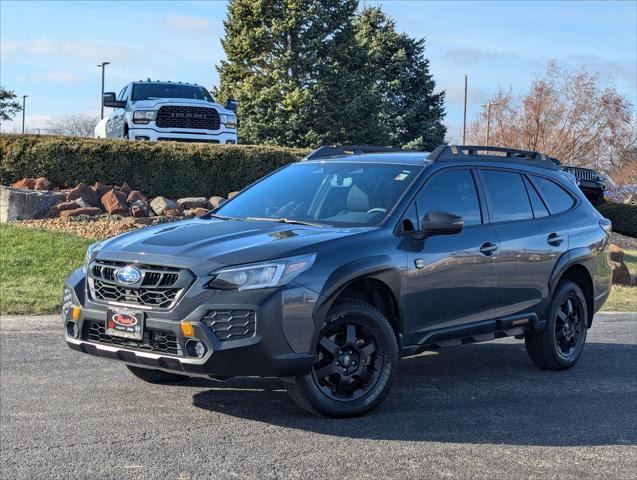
left=63, top=145, right=612, bottom=417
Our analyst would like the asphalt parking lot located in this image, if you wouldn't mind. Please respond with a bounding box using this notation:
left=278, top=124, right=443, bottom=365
left=1, top=313, right=635, bottom=480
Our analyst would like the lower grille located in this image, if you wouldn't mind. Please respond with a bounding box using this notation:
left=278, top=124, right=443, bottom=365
left=84, top=320, right=182, bottom=356
left=202, top=310, right=256, bottom=341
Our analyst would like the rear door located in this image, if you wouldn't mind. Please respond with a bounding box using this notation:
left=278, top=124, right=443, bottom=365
left=403, top=167, right=501, bottom=342
left=478, top=168, right=570, bottom=319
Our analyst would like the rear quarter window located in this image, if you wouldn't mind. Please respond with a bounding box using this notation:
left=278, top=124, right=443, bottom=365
left=530, top=176, right=575, bottom=214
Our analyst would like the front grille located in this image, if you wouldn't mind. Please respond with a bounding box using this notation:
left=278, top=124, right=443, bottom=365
left=156, top=106, right=220, bottom=130
left=84, top=320, right=182, bottom=356
left=89, top=260, right=193, bottom=310
left=202, top=310, right=256, bottom=341
left=565, top=166, right=597, bottom=181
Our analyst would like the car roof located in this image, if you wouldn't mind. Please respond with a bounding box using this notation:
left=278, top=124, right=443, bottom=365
left=302, top=151, right=431, bottom=166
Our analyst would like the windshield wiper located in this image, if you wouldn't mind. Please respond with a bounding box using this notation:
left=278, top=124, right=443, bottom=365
left=207, top=213, right=240, bottom=221
left=246, top=216, right=323, bottom=227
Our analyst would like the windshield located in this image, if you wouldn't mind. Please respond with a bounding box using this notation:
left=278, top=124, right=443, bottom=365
left=216, top=162, right=422, bottom=227
left=132, top=83, right=214, bottom=102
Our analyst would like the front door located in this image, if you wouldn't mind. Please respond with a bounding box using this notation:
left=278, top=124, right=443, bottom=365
left=403, top=168, right=501, bottom=344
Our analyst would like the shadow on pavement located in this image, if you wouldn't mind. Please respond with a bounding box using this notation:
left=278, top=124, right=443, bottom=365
left=191, top=341, right=637, bottom=446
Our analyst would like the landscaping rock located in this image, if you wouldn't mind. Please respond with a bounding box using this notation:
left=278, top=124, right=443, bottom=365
left=58, top=207, right=102, bottom=218
left=91, top=182, right=112, bottom=197
left=10, top=178, right=35, bottom=189
left=1, top=186, right=65, bottom=222
left=131, top=203, right=151, bottom=218
left=66, top=183, right=100, bottom=208
left=126, top=190, right=147, bottom=205
left=163, top=208, right=183, bottom=218
left=46, top=201, right=80, bottom=218
left=119, top=182, right=132, bottom=197
left=101, top=189, right=129, bottom=215
left=610, top=245, right=632, bottom=285
left=150, top=196, right=182, bottom=216
left=34, top=177, right=52, bottom=191
left=177, top=197, right=208, bottom=209
left=228, top=191, right=239, bottom=199
left=187, top=207, right=208, bottom=217
left=208, top=196, right=226, bottom=209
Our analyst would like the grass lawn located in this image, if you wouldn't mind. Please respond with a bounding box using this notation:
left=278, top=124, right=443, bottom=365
left=0, top=224, right=634, bottom=315
left=0, top=224, right=94, bottom=315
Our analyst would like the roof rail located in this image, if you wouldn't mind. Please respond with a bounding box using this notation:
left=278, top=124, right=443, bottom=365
left=428, top=145, right=559, bottom=170
left=302, top=145, right=405, bottom=161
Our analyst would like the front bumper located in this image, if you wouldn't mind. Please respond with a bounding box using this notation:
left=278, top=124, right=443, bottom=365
left=129, top=126, right=237, bottom=144
left=63, top=267, right=317, bottom=378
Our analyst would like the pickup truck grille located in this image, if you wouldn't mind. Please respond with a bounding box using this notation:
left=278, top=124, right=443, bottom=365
left=84, top=320, right=182, bottom=356
left=565, top=166, right=597, bottom=181
left=156, top=106, right=220, bottom=130
left=88, top=260, right=193, bottom=310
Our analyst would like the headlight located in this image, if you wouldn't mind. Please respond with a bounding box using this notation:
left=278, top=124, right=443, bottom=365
left=207, top=253, right=316, bottom=291
left=132, top=110, right=156, bottom=124
left=221, top=113, right=237, bottom=129
left=84, top=241, right=104, bottom=266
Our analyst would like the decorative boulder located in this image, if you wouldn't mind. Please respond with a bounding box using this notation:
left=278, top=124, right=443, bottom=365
left=101, top=189, right=129, bottom=215
left=91, top=182, right=112, bottom=197
left=227, top=191, right=239, bottom=199
left=34, top=177, right=53, bottom=191
left=66, top=183, right=100, bottom=208
left=59, top=207, right=102, bottom=218
left=208, top=196, right=226, bottom=209
left=126, top=190, right=147, bottom=205
left=0, top=186, right=65, bottom=222
left=150, top=196, right=182, bottom=216
left=610, top=244, right=632, bottom=285
left=119, top=182, right=132, bottom=197
left=163, top=208, right=183, bottom=218
left=10, top=178, right=35, bottom=189
left=46, top=201, right=81, bottom=218
left=177, top=197, right=208, bottom=209
left=188, top=207, right=209, bottom=217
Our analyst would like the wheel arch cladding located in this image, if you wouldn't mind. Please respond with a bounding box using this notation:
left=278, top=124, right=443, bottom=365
left=557, top=264, right=594, bottom=327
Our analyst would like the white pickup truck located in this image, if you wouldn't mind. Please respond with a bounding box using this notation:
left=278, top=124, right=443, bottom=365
left=95, top=80, right=238, bottom=144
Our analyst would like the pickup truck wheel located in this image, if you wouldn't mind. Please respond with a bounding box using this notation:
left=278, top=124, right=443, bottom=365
left=525, top=280, right=588, bottom=370
left=286, top=298, right=398, bottom=417
left=125, top=365, right=189, bottom=384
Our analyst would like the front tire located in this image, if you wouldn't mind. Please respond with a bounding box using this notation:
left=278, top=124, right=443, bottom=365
left=286, top=298, right=398, bottom=417
left=525, top=280, right=588, bottom=370
left=126, top=365, right=190, bottom=384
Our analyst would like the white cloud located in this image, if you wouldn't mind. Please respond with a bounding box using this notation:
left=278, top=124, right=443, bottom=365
left=0, top=114, right=52, bottom=134
left=1, top=39, right=132, bottom=62
left=166, top=14, right=212, bottom=31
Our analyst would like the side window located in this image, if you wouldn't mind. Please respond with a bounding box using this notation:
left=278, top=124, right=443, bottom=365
left=480, top=170, right=533, bottom=222
left=530, top=176, right=575, bottom=214
left=524, top=176, right=549, bottom=218
left=416, top=169, right=482, bottom=227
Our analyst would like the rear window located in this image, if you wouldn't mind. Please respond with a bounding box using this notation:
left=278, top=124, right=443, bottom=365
left=480, top=170, right=533, bottom=222
left=530, top=176, right=575, bottom=214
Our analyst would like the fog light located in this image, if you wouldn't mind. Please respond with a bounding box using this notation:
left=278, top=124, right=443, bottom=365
left=185, top=339, right=206, bottom=358
left=66, top=321, right=79, bottom=338
left=181, top=321, right=195, bottom=337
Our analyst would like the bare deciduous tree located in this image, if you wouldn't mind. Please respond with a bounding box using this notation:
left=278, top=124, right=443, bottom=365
left=45, top=114, right=99, bottom=137
left=466, top=62, right=636, bottom=173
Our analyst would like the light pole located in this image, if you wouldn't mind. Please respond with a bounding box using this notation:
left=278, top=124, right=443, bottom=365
left=21, top=95, right=28, bottom=134
left=462, top=75, right=468, bottom=145
left=480, top=102, right=500, bottom=146
left=97, top=62, right=110, bottom=119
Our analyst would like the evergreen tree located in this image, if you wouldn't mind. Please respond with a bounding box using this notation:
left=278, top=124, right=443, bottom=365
left=0, top=87, right=22, bottom=122
left=354, top=7, right=446, bottom=150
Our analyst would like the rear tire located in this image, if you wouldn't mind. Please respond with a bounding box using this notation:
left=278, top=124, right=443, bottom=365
left=525, top=280, right=588, bottom=370
left=286, top=298, right=398, bottom=417
left=126, top=365, right=190, bottom=384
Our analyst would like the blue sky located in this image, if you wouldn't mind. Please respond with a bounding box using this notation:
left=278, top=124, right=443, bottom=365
left=1, top=0, right=636, bottom=142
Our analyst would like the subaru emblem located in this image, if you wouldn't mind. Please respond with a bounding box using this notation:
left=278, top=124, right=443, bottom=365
left=116, top=266, right=142, bottom=285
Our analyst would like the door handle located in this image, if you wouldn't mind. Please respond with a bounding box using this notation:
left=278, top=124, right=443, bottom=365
left=547, top=233, right=563, bottom=246
left=479, top=242, right=498, bottom=256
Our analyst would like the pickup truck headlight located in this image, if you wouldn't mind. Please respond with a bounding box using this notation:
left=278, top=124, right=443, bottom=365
left=221, top=114, right=237, bottom=129
left=207, top=253, right=316, bottom=291
left=133, top=110, right=156, bottom=124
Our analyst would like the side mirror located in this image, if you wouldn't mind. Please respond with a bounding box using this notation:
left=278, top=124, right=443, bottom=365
left=225, top=98, right=238, bottom=112
left=421, top=211, right=464, bottom=236
left=103, top=92, right=126, bottom=109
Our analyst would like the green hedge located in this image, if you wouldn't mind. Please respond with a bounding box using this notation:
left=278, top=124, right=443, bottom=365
left=597, top=202, right=637, bottom=238
left=0, top=134, right=308, bottom=198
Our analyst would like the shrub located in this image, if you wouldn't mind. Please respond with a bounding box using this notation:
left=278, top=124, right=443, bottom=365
left=0, top=134, right=308, bottom=198
left=597, top=202, right=637, bottom=237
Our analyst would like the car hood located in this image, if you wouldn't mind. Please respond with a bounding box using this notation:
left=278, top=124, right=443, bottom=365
left=97, top=218, right=366, bottom=272
left=130, top=98, right=231, bottom=114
